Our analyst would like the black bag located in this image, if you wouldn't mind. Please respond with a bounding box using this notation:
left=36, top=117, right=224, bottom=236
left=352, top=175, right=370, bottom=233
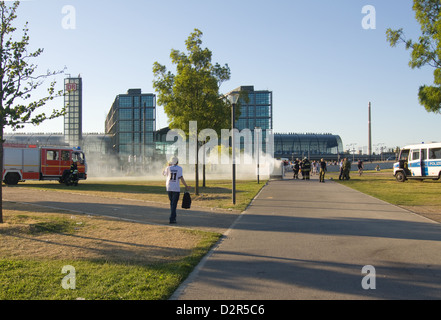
left=182, top=192, right=191, bottom=209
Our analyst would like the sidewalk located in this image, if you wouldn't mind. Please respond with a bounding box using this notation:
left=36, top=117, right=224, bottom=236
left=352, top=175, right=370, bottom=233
left=172, top=175, right=441, bottom=300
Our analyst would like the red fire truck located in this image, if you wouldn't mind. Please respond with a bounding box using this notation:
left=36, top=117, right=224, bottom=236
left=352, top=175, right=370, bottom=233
left=2, top=144, right=87, bottom=185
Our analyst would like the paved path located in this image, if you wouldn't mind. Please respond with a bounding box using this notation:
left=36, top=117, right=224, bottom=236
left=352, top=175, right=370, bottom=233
left=172, top=176, right=441, bottom=300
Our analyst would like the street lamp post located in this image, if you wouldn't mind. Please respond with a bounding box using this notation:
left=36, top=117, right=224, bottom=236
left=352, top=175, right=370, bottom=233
left=229, top=93, right=239, bottom=205
left=255, top=127, right=261, bottom=184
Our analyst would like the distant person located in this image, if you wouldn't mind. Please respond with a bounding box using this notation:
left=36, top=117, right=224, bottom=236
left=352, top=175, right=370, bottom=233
left=342, top=157, right=351, bottom=180
left=293, top=158, right=300, bottom=180
left=301, top=157, right=311, bottom=180
left=358, top=159, right=364, bottom=176
left=319, top=158, right=327, bottom=183
left=312, top=160, right=317, bottom=175
left=163, top=156, right=189, bottom=224
left=338, top=159, right=344, bottom=180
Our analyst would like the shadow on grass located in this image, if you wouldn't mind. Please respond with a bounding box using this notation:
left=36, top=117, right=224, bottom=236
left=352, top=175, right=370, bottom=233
left=18, top=183, right=166, bottom=195
left=17, top=182, right=248, bottom=195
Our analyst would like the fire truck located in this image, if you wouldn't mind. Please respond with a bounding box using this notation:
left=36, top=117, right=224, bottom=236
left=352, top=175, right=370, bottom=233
left=2, top=144, right=87, bottom=185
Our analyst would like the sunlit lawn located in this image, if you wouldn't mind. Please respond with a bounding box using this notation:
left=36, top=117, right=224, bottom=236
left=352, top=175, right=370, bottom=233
left=17, top=177, right=267, bottom=211
left=328, top=169, right=441, bottom=206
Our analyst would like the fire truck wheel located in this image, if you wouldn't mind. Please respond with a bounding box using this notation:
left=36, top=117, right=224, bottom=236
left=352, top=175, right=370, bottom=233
left=4, top=173, right=20, bottom=185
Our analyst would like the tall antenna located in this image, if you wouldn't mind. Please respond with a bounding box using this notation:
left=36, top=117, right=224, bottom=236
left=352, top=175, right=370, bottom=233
left=368, top=102, right=372, bottom=160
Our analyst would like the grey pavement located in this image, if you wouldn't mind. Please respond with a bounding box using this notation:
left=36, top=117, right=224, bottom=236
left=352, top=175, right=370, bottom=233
left=172, top=175, right=441, bottom=300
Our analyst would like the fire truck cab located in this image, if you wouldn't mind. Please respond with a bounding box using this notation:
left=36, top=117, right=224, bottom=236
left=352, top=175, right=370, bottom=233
left=3, top=144, right=87, bottom=185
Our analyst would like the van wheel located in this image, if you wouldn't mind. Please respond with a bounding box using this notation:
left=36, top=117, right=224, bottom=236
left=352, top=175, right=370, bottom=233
left=4, top=173, right=20, bottom=185
left=395, top=171, right=406, bottom=182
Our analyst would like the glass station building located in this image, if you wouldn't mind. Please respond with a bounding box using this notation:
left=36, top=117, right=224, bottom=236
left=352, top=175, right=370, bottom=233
left=274, top=133, right=344, bottom=160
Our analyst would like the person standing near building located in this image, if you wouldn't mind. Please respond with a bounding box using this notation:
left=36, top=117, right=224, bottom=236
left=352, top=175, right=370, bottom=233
left=311, top=160, right=317, bottom=175
left=301, top=157, right=311, bottom=180
left=293, top=158, right=300, bottom=179
left=319, top=158, right=327, bottom=183
left=342, top=157, right=351, bottom=180
left=338, top=159, right=344, bottom=180
left=163, top=156, right=189, bottom=224
left=357, top=159, right=364, bottom=176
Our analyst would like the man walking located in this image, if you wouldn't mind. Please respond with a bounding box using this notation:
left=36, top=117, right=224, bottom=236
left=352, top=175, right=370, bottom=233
left=163, top=156, right=190, bottom=224
left=319, top=158, right=327, bottom=183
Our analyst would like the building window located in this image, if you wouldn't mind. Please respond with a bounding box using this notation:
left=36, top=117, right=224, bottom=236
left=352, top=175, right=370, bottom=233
left=144, top=121, right=154, bottom=131
left=119, top=133, right=132, bottom=144
left=240, top=106, right=247, bottom=117
left=144, top=133, right=154, bottom=143
left=119, top=121, right=133, bottom=132
left=119, top=109, right=132, bottom=120
left=119, top=96, right=132, bottom=107
left=256, top=119, right=270, bottom=129
left=141, top=96, right=154, bottom=107
left=145, top=108, right=155, bottom=119
left=133, top=97, right=140, bottom=108
left=256, top=93, right=270, bottom=105
left=237, top=119, right=247, bottom=130
left=256, top=106, right=270, bottom=117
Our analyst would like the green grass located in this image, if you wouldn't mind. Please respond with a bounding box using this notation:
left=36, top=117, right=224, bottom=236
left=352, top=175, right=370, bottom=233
left=0, top=228, right=220, bottom=300
left=17, top=178, right=267, bottom=211
left=328, top=169, right=441, bottom=207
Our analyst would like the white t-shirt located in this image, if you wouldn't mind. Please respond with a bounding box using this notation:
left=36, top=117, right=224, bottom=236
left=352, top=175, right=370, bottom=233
left=164, top=165, right=183, bottom=192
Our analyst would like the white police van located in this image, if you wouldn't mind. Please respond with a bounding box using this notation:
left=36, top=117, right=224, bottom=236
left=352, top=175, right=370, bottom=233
left=394, top=142, right=441, bottom=182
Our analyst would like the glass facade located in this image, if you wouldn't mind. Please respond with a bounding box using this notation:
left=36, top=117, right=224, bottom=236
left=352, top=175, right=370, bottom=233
left=64, top=77, right=82, bottom=147
left=226, top=86, right=273, bottom=153
left=274, top=133, right=343, bottom=160
left=105, top=89, right=156, bottom=160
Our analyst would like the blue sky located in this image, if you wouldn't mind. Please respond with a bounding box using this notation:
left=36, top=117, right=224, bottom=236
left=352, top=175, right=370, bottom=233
left=6, top=0, right=440, bottom=153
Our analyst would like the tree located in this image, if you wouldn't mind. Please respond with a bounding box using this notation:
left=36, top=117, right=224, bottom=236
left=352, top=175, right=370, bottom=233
left=386, top=0, right=441, bottom=114
left=153, top=28, right=236, bottom=195
left=0, top=1, right=65, bottom=223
